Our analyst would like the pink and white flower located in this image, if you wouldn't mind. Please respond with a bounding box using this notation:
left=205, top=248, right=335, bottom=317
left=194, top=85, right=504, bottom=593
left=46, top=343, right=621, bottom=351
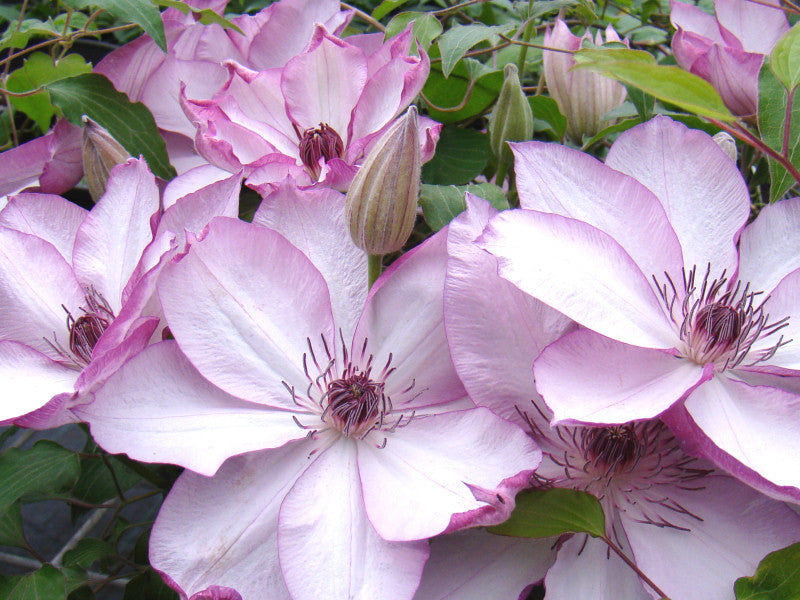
left=480, top=115, right=800, bottom=499
left=670, top=0, right=789, bottom=116
left=444, top=194, right=800, bottom=600
left=77, top=216, right=540, bottom=600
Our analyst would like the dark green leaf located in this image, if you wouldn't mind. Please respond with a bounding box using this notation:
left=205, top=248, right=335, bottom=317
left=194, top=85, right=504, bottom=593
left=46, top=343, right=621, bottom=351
left=63, top=538, right=115, bottom=570
left=525, top=0, right=578, bottom=20
left=372, top=0, right=411, bottom=20
left=437, top=23, right=513, bottom=78
left=580, top=117, right=641, bottom=149
left=0, top=502, right=27, bottom=548
left=153, top=0, right=244, bottom=34
left=7, top=53, right=92, bottom=132
left=423, top=58, right=504, bottom=123
left=489, top=488, right=605, bottom=538
left=573, top=48, right=735, bottom=121
left=72, top=454, right=141, bottom=505
left=61, top=0, right=167, bottom=52
left=0, top=440, right=80, bottom=515
left=420, top=182, right=507, bottom=230
left=770, top=23, right=800, bottom=91
left=68, top=586, right=96, bottom=600
left=0, top=564, right=66, bottom=600
left=529, top=95, right=566, bottom=140
left=735, top=542, right=800, bottom=599
left=46, top=73, right=175, bottom=180
left=124, top=570, right=179, bottom=600
left=0, top=19, right=61, bottom=52
left=63, top=567, right=87, bottom=594
left=625, top=84, right=654, bottom=121
left=421, top=125, right=490, bottom=185
left=385, top=12, right=442, bottom=51
left=758, top=60, right=800, bottom=202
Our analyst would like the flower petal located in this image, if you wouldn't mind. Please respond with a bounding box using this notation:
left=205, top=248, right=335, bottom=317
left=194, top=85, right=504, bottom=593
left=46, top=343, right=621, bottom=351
left=534, top=328, right=712, bottom=425
left=714, top=0, right=788, bottom=54
left=358, top=408, right=541, bottom=542
left=279, top=438, right=429, bottom=600
left=745, top=267, right=800, bottom=371
left=1, top=192, right=85, bottom=262
left=706, top=44, right=762, bottom=116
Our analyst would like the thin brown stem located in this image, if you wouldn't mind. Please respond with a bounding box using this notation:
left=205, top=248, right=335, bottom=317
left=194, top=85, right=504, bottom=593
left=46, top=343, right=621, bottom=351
left=340, top=2, right=385, bottom=32
left=499, top=33, right=574, bottom=54
left=429, top=40, right=512, bottom=64
left=433, top=0, right=487, bottom=17
left=602, top=535, right=670, bottom=599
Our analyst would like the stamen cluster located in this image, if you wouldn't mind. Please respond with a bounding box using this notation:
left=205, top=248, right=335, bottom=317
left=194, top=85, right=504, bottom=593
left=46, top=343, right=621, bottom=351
left=298, top=123, right=344, bottom=179
left=47, top=287, right=115, bottom=369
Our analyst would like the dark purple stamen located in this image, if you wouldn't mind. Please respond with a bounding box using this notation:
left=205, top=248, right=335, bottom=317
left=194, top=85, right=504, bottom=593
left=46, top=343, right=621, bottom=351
left=298, top=123, right=344, bottom=178
left=584, top=425, right=640, bottom=473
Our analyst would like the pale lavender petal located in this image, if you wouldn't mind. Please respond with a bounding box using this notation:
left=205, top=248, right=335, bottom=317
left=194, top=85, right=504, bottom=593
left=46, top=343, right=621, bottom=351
left=0, top=341, right=77, bottom=422
left=481, top=210, right=679, bottom=349
left=358, top=408, right=541, bottom=542
left=672, top=28, right=715, bottom=78
left=162, top=131, right=208, bottom=175
left=73, top=158, right=159, bottom=313
left=0, top=193, right=85, bottom=262
left=669, top=0, right=726, bottom=44
left=0, top=227, right=84, bottom=357
left=95, top=35, right=165, bottom=102
left=744, top=268, right=800, bottom=371
left=535, top=328, right=712, bottom=425
left=281, top=26, right=368, bottom=137
left=76, top=342, right=303, bottom=476
left=624, top=474, right=800, bottom=600
left=279, top=439, right=429, bottom=600
left=706, top=44, right=762, bottom=116
left=684, top=375, right=800, bottom=490
left=253, top=178, right=366, bottom=340
left=163, top=164, right=234, bottom=209
left=512, top=140, right=683, bottom=282
left=445, top=194, right=572, bottom=425
left=354, top=230, right=466, bottom=409
left=413, top=529, right=556, bottom=600
left=159, top=217, right=335, bottom=408
left=605, top=116, right=749, bottom=275
left=714, top=0, right=788, bottom=53
left=316, top=157, right=358, bottom=191
left=189, top=586, right=242, bottom=600
left=544, top=535, right=650, bottom=600
left=244, top=156, right=309, bottom=194
left=150, top=440, right=315, bottom=599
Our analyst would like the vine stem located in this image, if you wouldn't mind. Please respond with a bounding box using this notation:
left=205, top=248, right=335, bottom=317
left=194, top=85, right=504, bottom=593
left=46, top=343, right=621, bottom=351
left=602, top=535, right=670, bottom=599
left=340, top=2, right=385, bottom=32
left=368, top=254, right=382, bottom=289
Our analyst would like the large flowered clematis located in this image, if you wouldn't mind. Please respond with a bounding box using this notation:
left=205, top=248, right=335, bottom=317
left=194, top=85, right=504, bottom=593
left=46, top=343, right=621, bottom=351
left=95, top=0, right=351, bottom=174
left=670, top=0, right=789, bottom=116
left=77, top=216, right=540, bottom=600
left=181, top=24, right=437, bottom=191
left=0, top=158, right=241, bottom=428
left=480, top=115, right=800, bottom=500
left=443, top=195, right=800, bottom=600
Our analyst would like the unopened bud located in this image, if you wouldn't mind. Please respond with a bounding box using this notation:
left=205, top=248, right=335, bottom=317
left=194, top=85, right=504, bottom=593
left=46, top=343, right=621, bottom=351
left=489, top=63, right=533, bottom=166
left=712, top=132, right=737, bottom=162
left=346, top=107, right=420, bottom=255
left=82, top=116, right=130, bottom=202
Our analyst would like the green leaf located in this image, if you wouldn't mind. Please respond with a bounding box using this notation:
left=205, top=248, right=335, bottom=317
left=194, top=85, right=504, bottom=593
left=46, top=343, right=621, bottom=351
left=0, top=440, right=80, bottom=515
left=758, top=59, right=800, bottom=202
left=437, top=23, right=512, bottom=77
left=0, top=18, right=61, bottom=52
left=580, top=117, right=641, bottom=149
left=124, top=570, right=179, bottom=600
left=0, top=502, right=27, bottom=548
left=525, top=0, right=579, bottom=20
left=0, top=564, right=66, bottom=600
left=7, top=53, right=92, bottom=132
left=420, top=182, right=507, bottom=230
left=421, top=125, right=490, bottom=185
left=46, top=73, right=175, bottom=180
left=489, top=488, right=605, bottom=538
left=735, top=542, right=800, bottom=599
left=61, top=0, right=167, bottom=52
left=63, top=538, right=115, bottom=570
left=770, top=23, right=800, bottom=92
left=423, top=58, right=504, bottom=123
left=372, top=0, right=411, bottom=20
left=626, top=84, right=654, bottom=121
left=573, top=48, right=735, bottom=121
left=385, top=12, right=442, bottom=51
left=152, top=0, right=244, bottom=34
left=0, top=7, right=20, bottom=22
left=529, top=95, right=566, bottom=140
left=72, top=454, right=141, bottom=505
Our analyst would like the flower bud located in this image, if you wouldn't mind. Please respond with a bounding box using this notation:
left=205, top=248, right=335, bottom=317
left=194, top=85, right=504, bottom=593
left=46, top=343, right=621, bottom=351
left=346, top=107, right=420, bottom=255
left=82, top=116, right=130, bottom=202
left=488, top=63, right=533, bottom=166
left=543, top=19, right=628, bottom=143
left=712, top=131, right=737, bottom=162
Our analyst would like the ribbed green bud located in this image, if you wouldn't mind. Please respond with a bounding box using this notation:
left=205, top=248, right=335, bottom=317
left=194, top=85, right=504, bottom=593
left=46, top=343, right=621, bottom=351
left=346, top=107, right=421, bottom=255
left=82, top=116, right=130, bottom=202
left=488, top=63, right=533, bottom=167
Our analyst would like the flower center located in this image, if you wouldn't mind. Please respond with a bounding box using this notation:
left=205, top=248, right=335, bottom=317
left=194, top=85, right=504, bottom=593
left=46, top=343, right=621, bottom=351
left=584, top=424, right=640, bottom=474
left=298, top=123, right=344, bottom=179
left=46, top=287, right=115, bottom=369
left=323, top=372, right=385, bottom=437
left=653, top=266, right=790, bottom=370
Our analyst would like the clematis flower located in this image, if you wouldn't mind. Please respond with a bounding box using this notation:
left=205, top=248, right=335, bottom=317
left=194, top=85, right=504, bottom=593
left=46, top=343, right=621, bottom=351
left=543, top=19, right=627, bottom=143
left=95, top=0, right=352, bottom=175
left=444, top=194, right=800, bottom=600
left=480, top=115, right=800, bottom=500
left=670, top=0, right=789, bottom=116
left=0, top=158, right=241, bottom=428
left=77, top=215, right=541, bottom=600
left=181, top=24, right=438, bottom=191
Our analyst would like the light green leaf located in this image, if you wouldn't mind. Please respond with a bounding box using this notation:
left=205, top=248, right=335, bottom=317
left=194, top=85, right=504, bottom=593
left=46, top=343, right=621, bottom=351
left=529, top=95, right=566, bottom=140
left=735, top=542, right=800, bottom=599
left=61, top=0, right=167, bottom=52
left=385, top=12, right=442, bottom=51
left=573, top=48, right=735, bottom=121
left=422, top=58, right=504, bottom=123
left=7, top=53, right=92, bottom=132
left=438, top=23, right=513, bottom=78
left=372, top=0, right=411, bottom=20
left=0, top=18, right=61, bottom=52
left=152, top=0, right=244, bottom=34
left=758, top=59, right=800, bottom=202
left=0, top=441, right=80, bottom=515
left=421, top=125, right=490, bottom=185
left=0, top=7, right=20, bottom=22
left=489, top=488, right=605, bottom=538
left=46, top=73, right=175, bottom=180
left=770, top=23, right=800, bottom=92
left=0, top=564, right=65, bottom=600
left=420, top=182, right=507, bottom=230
